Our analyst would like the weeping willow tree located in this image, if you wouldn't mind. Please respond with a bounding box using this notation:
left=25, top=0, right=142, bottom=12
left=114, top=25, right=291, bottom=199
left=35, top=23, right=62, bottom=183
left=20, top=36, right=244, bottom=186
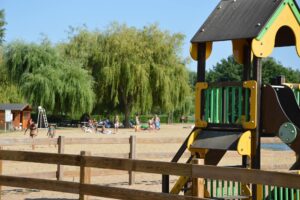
left=63, top=23, right=191, bottom=126
left=4, top=40, right=58, bottom=83
left=4, top=41, right=95, bottom=117
left=0, top=10, right=23, bottom=103
left=0, top=10, right=5, bottom=45
left=0, top=62, right=24, bottom=103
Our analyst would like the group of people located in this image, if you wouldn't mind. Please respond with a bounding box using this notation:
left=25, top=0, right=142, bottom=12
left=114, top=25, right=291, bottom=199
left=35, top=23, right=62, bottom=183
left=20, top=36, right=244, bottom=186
left=83, top=115, right=120, bottom=134
left=24, top=118, right=56, bottom=138
left=135, top=114, right=160, bottom=132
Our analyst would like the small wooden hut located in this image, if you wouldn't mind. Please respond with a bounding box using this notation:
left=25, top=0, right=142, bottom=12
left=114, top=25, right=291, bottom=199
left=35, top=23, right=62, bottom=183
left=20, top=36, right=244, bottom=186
left=0, top=104, right=32, bottom=130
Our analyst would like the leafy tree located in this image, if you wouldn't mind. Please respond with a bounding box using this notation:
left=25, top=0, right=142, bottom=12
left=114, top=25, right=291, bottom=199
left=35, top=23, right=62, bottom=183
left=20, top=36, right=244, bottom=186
left=4, top=40, right=58, bottom=83
left=207, top=56, right=243, bottom=82
left=0, top=10, right=5, bottom=45
left=0, top=62, right=24, bottom=103
left=4, top=41, right=95, bottom=117
left=188, top=70, right=197, bottom=91
left=262, top=57, right=300, bottom=83
left=62, top=24, right=191, bottom=126
left=206, top=56, right=300, bottom=84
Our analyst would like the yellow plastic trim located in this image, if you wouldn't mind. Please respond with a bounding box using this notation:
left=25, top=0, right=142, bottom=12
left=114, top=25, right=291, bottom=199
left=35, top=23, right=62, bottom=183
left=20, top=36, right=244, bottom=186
left=252, top=5, right=300, bottom=57
left=237, top=131, right=252, bottom=157
left=283, top=83, right=300, bottom=89
left=257, top=184, right=264, bottom=200
left=232, top=39, right=253, bottom=64
left=195, top=82, right=208, bottom=128
left=190, top=42, right=213, bottom=61
left=170, top=176, right=189, bottom=194
left=241, top=184, right=252, bottom=200
left=242, top=81, right=257, bottom=129
left=187, top=130, right=199, bottom=151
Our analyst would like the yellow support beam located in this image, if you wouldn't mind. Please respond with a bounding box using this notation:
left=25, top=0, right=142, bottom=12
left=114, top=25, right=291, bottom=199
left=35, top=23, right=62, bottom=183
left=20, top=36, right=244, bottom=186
left=242, top=81, right=257, bottom=129
left=170, top=176, right=189, bottom=194
left=195, top=82, right=208, bottom=128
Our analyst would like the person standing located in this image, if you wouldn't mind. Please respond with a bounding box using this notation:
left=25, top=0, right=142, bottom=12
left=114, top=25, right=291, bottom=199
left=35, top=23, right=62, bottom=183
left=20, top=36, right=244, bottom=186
left=24, top=119, right=37, bottom=150
left=135, top=114, right=140, bottom=132
left=114, top=115, right=120, bottom=134
left=154, top=114, right=160, bottom=130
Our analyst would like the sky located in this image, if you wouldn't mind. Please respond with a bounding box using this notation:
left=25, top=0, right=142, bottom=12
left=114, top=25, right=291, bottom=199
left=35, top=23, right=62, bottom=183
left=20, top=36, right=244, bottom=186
left=1, top=0, right=300, bottom=71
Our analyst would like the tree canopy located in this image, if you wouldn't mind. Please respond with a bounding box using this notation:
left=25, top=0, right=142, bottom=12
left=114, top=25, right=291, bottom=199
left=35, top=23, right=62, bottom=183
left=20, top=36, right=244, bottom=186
left=61, top=24, right=191, bottom=126
left=3, top=41, right=95, bottom=117
left=0, top=10, right=5, bottom=45
left=207, top=56, right=300, bottom=83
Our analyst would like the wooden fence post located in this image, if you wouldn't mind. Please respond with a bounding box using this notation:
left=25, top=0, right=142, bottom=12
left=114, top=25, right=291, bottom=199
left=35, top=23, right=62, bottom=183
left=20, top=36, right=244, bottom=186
left=79, top=151, right=91, bottom=200
left=56, top=136, right=65, bottom=180
left=0, top=147, right=2, bottom=200
left=129, top=135, right=136, bottom=185
left=192, top=158, right=205, bottom=198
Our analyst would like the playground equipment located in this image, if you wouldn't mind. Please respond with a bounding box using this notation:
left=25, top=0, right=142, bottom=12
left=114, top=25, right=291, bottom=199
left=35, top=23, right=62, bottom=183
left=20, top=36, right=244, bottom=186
left=162, top=0, right=300, bottom=199
left=37, top=106, right=49, bottom=129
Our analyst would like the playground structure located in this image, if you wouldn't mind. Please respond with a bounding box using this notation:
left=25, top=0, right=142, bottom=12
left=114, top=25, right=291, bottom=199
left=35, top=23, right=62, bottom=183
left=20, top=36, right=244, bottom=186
left=37, top=106, right=49, bottom=129
left=162, top=0, right=300, bottom=199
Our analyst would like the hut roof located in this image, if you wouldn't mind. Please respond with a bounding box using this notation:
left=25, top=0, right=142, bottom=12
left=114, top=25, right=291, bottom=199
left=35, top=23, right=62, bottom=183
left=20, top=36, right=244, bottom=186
left=191, top=0, right=295, bottom=43
left=0, top=104, right=31, bottom=111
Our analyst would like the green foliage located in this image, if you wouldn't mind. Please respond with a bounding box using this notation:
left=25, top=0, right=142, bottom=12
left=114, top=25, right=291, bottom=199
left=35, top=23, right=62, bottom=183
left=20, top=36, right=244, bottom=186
left=0, top=49, right=24, bottom=103
left=0, top=10, right=6, bottom=45
left=3, top=41, right=95, bottom=117
left=62, top=23, right=191, bottom=126
left=262, top=57, right=300, bottom=83
left=207, top=56, right=243, bottom=82
left=188, top=70, right=197, bottom=91
left=206, top=56, right=300, bottom=84
left=4, top=40, right=58, bottom=83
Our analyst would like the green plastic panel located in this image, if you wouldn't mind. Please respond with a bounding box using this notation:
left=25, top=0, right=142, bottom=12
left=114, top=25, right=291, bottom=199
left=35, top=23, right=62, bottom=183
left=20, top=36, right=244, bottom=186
left=203, top=85, right=250, bottom=125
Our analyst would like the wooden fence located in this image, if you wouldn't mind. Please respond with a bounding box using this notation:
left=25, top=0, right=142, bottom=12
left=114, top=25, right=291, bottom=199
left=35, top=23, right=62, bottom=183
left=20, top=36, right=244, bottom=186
left=0, top=136, right=190, bottom=184
left=0, top=136, right=293, bottom=186
left=0, top=150, right=299, bottom=200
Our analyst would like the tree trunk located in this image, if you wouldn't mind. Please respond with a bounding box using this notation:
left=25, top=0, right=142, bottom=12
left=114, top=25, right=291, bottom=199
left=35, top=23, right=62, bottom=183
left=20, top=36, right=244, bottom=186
left=124, top=104, right=131, bottom=128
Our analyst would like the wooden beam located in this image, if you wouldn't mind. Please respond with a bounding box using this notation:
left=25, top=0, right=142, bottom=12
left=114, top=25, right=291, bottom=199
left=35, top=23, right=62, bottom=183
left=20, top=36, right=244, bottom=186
left=57, top=136, right=65, bottom=180
left=0, top=137, right=185, bottom=146
left=197, top=43, right=206, bottom=82
left=191, top=164, right=300, bottom=189
left=0, top=138, right=57, bottom=146
left=0, top=150, right=81, bottom=166
left=0, top=175, right=79, bottom=194
left=192, top=159, right=204, bottom=198
left=129, top=135, right=136, bottom=185
left=136, top=137, right=184, bottom=144
left=252, top=56, right=262, bottom=200
left=84, top=156, right=192, bottom=177
left=0, top=175, right=206, bottom=200
left=0, top=150, right=300, bottom=189
left=80, top=183, right=206, bottom=200
left=64, top=138, right=130, bottom=145
left=0, top=147, right=2, bottom=200
left=80, top=151, right=91, bottom=200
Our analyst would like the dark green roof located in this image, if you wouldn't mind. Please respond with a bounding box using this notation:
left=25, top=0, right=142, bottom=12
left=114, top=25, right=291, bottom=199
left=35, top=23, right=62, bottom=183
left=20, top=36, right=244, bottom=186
left=0, top=104, right=31, bottom=111
left=191, top=0, right=285, bottom=43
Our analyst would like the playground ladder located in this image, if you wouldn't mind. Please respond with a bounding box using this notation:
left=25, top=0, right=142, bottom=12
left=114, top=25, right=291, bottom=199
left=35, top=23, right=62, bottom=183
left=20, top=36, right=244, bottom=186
left=37, top=106, right=48, bottom=128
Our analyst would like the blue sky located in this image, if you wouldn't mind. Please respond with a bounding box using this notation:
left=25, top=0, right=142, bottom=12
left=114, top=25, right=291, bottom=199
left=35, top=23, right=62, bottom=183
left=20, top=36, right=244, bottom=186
left=1, top=0, right=300, bottom=71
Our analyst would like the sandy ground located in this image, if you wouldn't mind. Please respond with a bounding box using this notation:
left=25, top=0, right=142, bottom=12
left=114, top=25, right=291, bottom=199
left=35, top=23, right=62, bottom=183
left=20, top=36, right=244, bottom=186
left=0, top=124, right=296, bottom=200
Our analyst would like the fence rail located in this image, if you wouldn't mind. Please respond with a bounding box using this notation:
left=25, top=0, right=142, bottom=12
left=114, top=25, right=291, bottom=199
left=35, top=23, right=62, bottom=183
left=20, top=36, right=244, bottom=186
left=0, top=149, right=299, bottom=200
